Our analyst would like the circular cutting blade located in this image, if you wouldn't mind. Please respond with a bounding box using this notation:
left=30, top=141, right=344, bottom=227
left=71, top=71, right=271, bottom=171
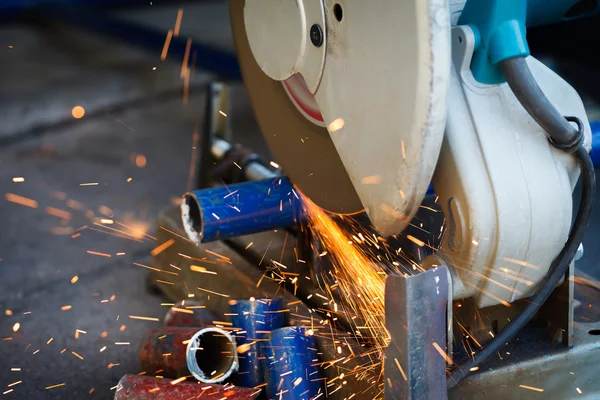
left=229, top=0, right=451, bottom=235
left=228, top=0, right=363, bottom=215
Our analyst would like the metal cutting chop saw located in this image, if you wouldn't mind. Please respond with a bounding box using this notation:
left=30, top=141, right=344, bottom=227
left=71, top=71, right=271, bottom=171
left=225, top=0, right=598, bottom=398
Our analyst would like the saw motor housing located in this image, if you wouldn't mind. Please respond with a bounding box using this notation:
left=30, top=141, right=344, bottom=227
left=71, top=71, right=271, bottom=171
left=424, top=25, right=590, bottom=308
left=233, top=0, right=592, bottom=310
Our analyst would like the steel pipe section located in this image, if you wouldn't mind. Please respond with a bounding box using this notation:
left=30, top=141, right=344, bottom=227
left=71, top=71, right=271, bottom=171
left=138, top=327, right=238, bottom=384
left=114, top=374, right=261, bottom=400
left=262, top=327, right=322, bottom=399
left=230, top=298, right=285, bottom=388
left=211, top=139, right=278, bottom=181
left=186, top=328, right=239, bottom=383
left=181, top=178, right=301, bottom=244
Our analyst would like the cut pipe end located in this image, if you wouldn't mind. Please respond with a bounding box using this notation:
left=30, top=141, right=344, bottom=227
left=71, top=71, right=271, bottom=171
left=181, top=193, right=202, bottom=244
left=186, top=327, right=238, bottom=383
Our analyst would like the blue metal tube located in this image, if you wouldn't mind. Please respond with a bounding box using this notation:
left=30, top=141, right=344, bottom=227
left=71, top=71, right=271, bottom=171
left=262, top=327, right=322, bottom=399
left=591, top=121, right=600, bottom=168
left=230, top=298, right=285, bottom=388
left=182, top=178, right=301, bottom=243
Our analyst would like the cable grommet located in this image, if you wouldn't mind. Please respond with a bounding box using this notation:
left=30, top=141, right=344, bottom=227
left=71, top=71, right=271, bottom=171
left=548, top=116, right=585, bottom=153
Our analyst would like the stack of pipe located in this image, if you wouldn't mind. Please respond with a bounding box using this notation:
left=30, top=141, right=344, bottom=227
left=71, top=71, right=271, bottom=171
left=230, top=298, right=285, bottom=388
left=115, top=301, right=255, bottom=399
left=115, top=299, right=326, bottom=399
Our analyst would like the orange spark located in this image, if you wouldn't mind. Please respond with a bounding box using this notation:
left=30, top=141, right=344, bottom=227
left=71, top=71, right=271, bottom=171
left=151, top=239, right=175, bottom=256
left=72, top=106, right=85, bottom=119
left=301, top=194, right=390, bottom=353
left=46, top=207, right=71, bottom=220
left=328, top=118, right=345, bottom=132
left=5, top=193, right=38, bottom=208
left=135, top=155, right=147, bottom=168
left=394, top=358, right=408, bottom=381
left=190, top=265, right=217, bottom=275
left=173, top=9, right=183, bottom=36
left=45, top=383, right=65, bottom=390
left=160, top=30, right=173, bottom=60
left=129, top=315, right=160, bottom=322
left=432, top=342, right=453, bottom=365
left=86, top=250, right=111, bottom=258
left=181, top=38, right=192, bottom=78
left=406, top=235, right=425, bottom=247
left=361, top=175, right=382, bottom=185
left=519, top=385, right=544, bottom=392
left=170, top=307, right=194, bottom=314
left=170, top=376, right=186, bottom=385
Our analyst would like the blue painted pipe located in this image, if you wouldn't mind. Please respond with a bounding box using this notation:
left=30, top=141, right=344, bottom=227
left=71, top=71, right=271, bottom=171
left=591, top=121, right=600, bottom=168
left=231, top=298, right=285, bottom=388
left=262, top=327, right=322, bottom=400
left=182, top=178, right=301, bottom=243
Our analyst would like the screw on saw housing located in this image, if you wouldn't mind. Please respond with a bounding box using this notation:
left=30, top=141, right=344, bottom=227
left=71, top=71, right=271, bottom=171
left=310, top=24, right=323, bottom=47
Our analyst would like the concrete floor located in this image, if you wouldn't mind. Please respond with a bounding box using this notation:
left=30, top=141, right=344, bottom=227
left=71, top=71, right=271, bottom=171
left=0, top=2, right=600, bottom=399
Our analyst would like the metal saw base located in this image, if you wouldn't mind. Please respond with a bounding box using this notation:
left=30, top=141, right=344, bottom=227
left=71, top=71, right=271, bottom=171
left=448, top=319, right=600, bottom=399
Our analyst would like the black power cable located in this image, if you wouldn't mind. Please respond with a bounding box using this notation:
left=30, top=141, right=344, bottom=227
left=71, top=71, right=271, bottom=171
left=500, top=57, right=582, bottom=147
left=447, top=57, right=596, bottom=389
